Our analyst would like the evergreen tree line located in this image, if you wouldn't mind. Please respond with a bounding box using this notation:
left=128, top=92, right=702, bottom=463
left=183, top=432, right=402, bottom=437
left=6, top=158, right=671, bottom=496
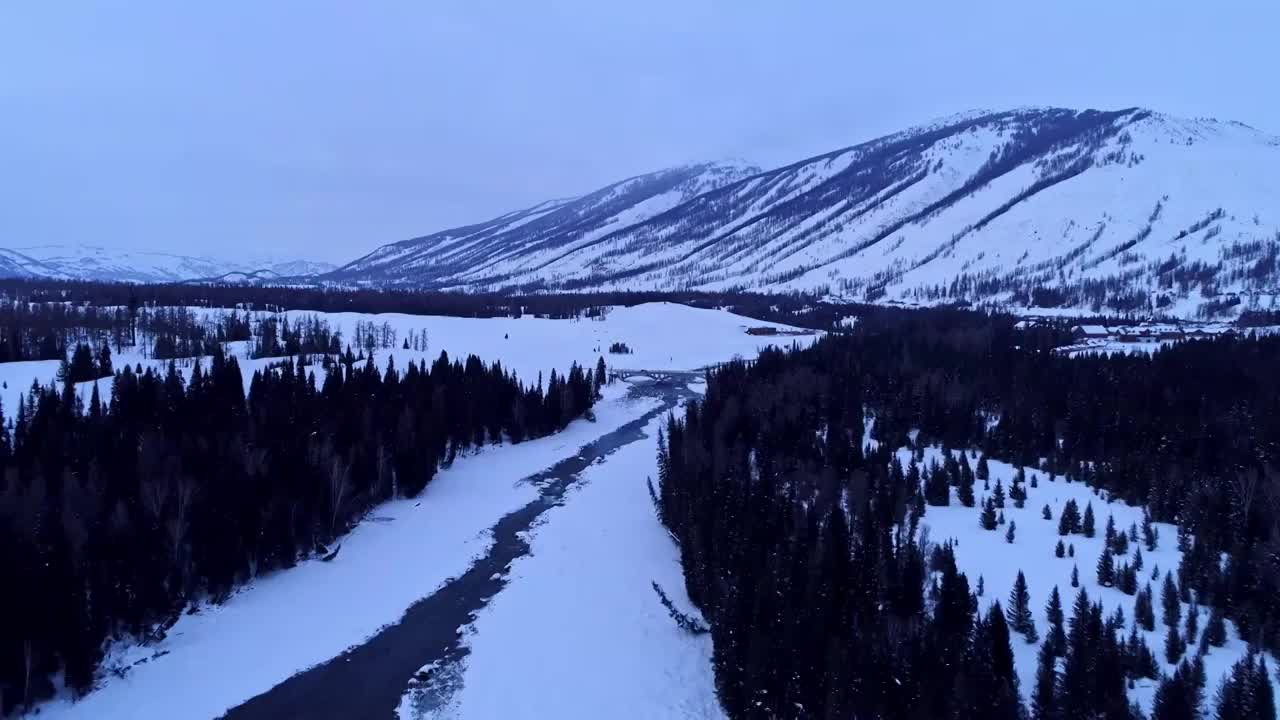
left=657, top=306, right=1280, bottom=718
left=0, top=346, right=602, bottom=713
left=0, top=299, right=254, bottom=363
left=0, top=278, right=881, bottom=333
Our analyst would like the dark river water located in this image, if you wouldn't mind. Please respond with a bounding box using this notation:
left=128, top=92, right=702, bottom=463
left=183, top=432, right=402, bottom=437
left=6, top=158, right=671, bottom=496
left=220, top=375, right=698, bottom=720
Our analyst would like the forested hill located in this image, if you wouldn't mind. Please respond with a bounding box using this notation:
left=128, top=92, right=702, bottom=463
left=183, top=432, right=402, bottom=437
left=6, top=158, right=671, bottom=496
left=326, top=108, right=1280, bottom=320
left=659, top=309, right=1280, bottom=718
left=0, top=345, right=602, bottom=713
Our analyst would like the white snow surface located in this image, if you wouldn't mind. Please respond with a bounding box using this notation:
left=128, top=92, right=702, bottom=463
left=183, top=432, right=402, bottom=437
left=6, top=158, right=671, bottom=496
left=907, top=444, right=1280, bottom=716
left=399, top=411, right=723, bottom=720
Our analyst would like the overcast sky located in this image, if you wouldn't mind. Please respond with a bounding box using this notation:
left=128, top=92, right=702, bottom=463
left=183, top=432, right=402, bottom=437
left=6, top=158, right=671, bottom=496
left=2, top=2, right=1276, bottom=263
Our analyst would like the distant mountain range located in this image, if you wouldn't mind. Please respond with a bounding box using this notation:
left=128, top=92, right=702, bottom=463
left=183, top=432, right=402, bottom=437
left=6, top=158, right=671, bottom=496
left=320, top=107, right=1280, bottom=318
left=0, top=244, right=336, bottom=284
left=7, top=107, right=1280, bottom=318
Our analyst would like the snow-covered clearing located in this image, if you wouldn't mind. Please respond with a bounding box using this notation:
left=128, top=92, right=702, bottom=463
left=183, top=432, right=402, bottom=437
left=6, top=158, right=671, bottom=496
left=0, top=302, right=810, bottom=415
left=35, top=385, right=659, bottom=720
left=906, top=445, right=1280, bottom=715
left=23, top=303, right=799, bottom=719
left=399, top=411, right=723, bottom=720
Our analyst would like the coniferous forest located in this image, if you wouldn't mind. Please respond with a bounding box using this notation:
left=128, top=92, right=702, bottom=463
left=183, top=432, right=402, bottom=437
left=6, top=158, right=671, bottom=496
left=0, top=343, right=600, bottom=712
left=658, top=308, right=1280, bottom=719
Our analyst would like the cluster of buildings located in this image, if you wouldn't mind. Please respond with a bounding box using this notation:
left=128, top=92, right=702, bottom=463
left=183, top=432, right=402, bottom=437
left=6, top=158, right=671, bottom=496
left=1068, top=323, right=1236, bottom=343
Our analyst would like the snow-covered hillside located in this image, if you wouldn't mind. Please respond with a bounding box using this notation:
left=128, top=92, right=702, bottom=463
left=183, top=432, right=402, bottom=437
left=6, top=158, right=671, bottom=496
left=328, top=161, right=759, bottom=292
left=325, top=108, right=1280, bottom=319
left=0, top=244, right=335, bottom=283
left=906, top=442, right=1280, bottom=716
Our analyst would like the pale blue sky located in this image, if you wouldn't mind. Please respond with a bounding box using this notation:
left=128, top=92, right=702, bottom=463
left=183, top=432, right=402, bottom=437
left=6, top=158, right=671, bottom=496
left=2, top=2, right=1275, bottom=263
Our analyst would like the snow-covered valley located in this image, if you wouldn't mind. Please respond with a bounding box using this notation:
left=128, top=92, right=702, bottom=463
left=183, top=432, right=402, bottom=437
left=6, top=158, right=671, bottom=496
left=9, top=303, right=800, bottom=719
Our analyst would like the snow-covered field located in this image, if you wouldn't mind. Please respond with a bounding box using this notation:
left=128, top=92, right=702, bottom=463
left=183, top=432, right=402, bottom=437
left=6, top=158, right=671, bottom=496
left=906, top=444, right=1280, bottom=715
left=0, top=302, right=808, bottom=417
left=400, top=411, right=723, bottom=720
left=20, top=303, right=804, bottom=719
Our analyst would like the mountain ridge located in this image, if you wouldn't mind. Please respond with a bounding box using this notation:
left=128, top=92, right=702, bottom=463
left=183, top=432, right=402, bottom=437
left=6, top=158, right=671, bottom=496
left=0, top=243, right=337, bottom=284
left=323, top=106, right=1280, bottom=318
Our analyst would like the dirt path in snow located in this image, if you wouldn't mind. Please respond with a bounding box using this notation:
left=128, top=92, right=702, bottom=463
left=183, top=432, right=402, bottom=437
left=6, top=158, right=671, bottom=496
left=220, top=376, right=698, bottom=720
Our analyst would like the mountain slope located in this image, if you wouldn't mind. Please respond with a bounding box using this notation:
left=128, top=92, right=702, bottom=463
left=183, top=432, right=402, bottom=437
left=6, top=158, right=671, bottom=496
left=326, top=108, right=1280, bottom=318
left=0, top=244, right=336, bottom=284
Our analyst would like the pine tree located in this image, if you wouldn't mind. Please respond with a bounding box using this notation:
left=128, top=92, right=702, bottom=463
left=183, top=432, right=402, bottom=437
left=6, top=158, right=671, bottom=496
left=1184, top=603, right=1199, bottom=646
left=1055, top=539, right=1065, bottom=558
left=1162, top=572, right=1181, bottom=628
left=1164, top=624, right=1185, bottom=664
left=1007, top=570, right=1034, bottom=637
left=998, top=509, right=1006, bottom=525
left=1031, top=641, right=1058, bottom=720
left=1143, top=512, right=1158, bottom=551
left=1136, top=584, right=1156, bottom=631
left=1082, top=502, right=1096, bottom=538
left=957, top=468, right=976, bottom=507
left=980, top=498, right=998, bottom=530
left=976, top=455, right=989, bottom=481
left=1118, top=562, right=1138, bottom=595
left=1042, top=504, right=1052, bottom=520
left=1005, top=520, right=1017, bottom=544
left=1058, top=499, right=1080, bottom=536
left=1133, top=546, right=1144, bottom=571
left=1105, top=513, right=1117, bottom=549
left=924, top=464, right=950, bottom=506
left=1071, top=564, right=1079, bottom=588
left=1045, top=586, right=1067, bottom=656
left=1152, top=664, right=1194, bottom=720
left=1068, top=543, right=1074, bottom=557
left=1096, top=545, right=1115, bottom=587
left=1204, top=606, right=1226, bottom=647
left=992, top=479, right=1006, bottom=508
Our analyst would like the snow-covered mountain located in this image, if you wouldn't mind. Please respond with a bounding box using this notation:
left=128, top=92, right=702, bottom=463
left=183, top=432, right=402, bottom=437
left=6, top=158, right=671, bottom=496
left=0, top=244, right=336, bottom=284
left=325, top=107, right=1280, bottom=318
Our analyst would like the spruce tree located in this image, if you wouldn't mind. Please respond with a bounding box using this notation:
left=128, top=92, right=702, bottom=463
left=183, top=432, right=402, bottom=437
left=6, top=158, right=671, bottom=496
left=1136, top=584, right=1156, bottom=631
left=976, top=455, right=989, bottom=481
left=1031, top=641, right=1058, bottom=720
left=1133, top=546, right=1144, bottom=571
left=1005, top=520, right=1017, bottom=544
left=1044, top=585, right=1067, bottom=656
left=924, top=464, right=950, bottom=506
left=1143, top=512, right=1158, bottom=551
left=1096, top=545, right=1115, bottom=587
left=993, top=479, right=1006, bottom=509
left=1007, top=570, right=1034, bottom=637
left=1203, top=606, right=1226, bottom=647
left=1082, top=502, right=1096, bottom=538
left=957, top=468, right=976, bottom=507
left=1152, top=665, right=1194, bottom=720
left=1162, top=572, right=1181, bottom=628
left=1042, top=504, right=1052, bottom=520
left=980, top=498, right=998, bottom=530
left=1057, top=499, right=1077, bottom=536
left=1071, top=564, right=1079, bottom=588
left=1055, top=539, right=1065, bottom=558
left=1184, top=603, right=1199, bottom=646
left=1164, top=624, right=1185, bottom=664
